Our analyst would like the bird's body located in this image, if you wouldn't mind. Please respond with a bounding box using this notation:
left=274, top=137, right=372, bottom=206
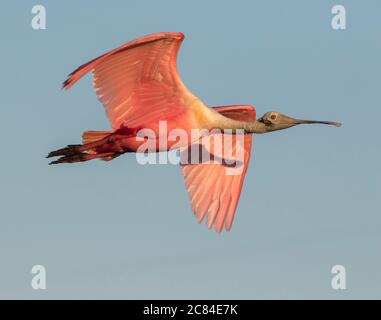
left=48, top=32, right=341, bottom=232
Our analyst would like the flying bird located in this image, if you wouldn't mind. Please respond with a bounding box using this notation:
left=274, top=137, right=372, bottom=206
left=47, top=32, right=341, bottom=233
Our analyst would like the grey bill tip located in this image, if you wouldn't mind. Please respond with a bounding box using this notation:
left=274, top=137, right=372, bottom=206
left=301, top=120, right=342, bottom=127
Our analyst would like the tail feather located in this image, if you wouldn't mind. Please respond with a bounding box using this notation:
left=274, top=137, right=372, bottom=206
left=82, top=130, right=112, bottom=144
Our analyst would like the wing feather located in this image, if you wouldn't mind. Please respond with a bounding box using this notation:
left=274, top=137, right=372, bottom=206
left=181, top=105, right=255, bottom=232
left=63, top=32, right=199, bottom=130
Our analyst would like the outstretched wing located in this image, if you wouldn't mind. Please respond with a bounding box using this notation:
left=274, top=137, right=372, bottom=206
left=181, top=105, right=256, bottom=233
left=63, top=32, right=198, bottom=130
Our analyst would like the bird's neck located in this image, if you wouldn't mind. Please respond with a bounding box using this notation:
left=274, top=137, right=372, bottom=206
left=211, top=110, right=268, bottom=134
left=243, top=120, right=268, bottom=134
left=219, top=119, right=268, bottom=134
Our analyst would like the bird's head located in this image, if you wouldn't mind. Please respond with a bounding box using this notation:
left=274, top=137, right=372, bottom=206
left=257, top=111, right=342, bottom=132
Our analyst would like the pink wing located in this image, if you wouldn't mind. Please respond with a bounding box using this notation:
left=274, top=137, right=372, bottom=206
left=181, top=105, right=256, bottom=233
left=63, top=32, right=196, bottom=130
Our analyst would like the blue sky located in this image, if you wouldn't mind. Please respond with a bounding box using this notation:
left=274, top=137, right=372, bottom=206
left=0, top=0, right=380, bottom=299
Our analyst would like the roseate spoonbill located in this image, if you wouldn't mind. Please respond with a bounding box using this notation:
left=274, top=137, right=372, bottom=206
left=47, top=32, right=341, bottom=233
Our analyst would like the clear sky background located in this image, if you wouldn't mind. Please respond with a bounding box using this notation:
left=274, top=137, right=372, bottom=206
left=0, top=0, right=380, bottom=299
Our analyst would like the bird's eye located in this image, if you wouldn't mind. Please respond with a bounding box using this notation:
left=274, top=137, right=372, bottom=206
left=270, top=114, right=277, bottom=120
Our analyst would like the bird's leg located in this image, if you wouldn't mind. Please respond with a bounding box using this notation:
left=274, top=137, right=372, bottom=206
left=47, top=125, right=141, bottom=165
left=47, top=132, right=133, bottom=165
left=46, top=138, right=111, bottom=158
left=46, top=144, right=83, bottom=158
left=48, top=152, right=116, bottom=165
